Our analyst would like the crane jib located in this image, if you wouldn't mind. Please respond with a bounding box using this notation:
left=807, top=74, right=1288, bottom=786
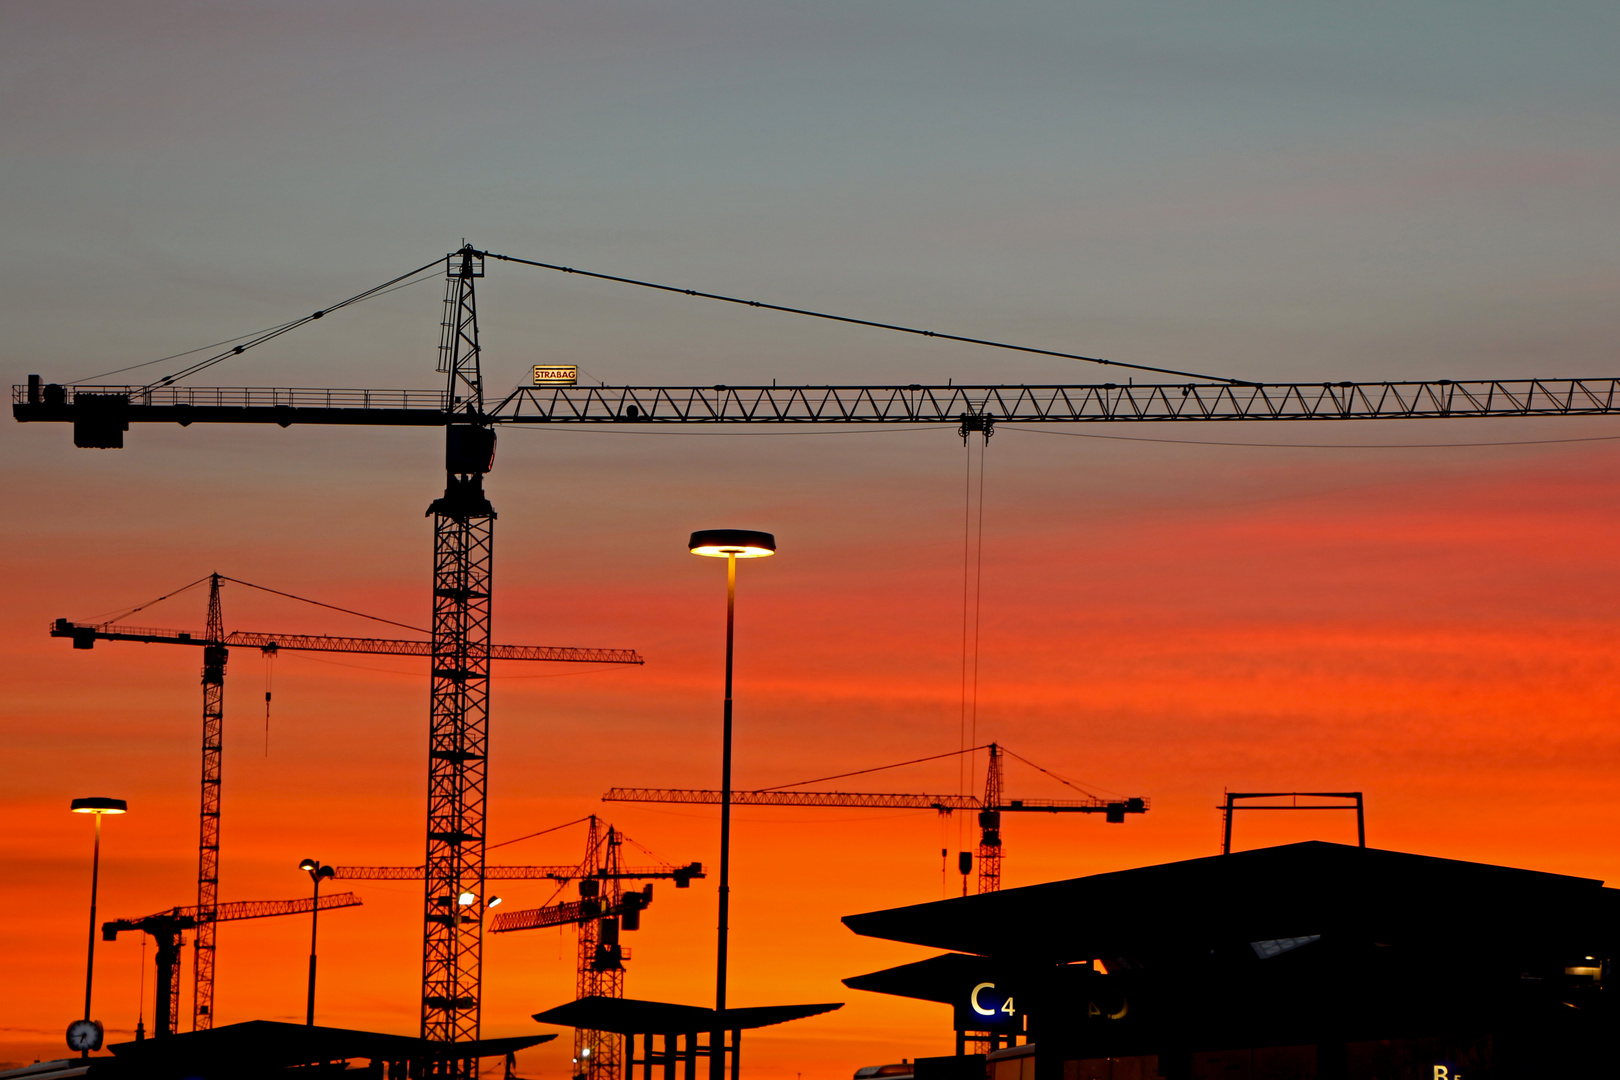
left=49, top=618, right=643, bottom=665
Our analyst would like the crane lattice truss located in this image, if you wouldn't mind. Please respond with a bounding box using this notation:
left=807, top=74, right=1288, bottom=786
left=607, top=744, right=1146, bottom=894
left=103, top=892, right=362, bottom=1038
left=18, top=377, right=1620, bottom=434
left=16, top=245, right=1619, bottom=1059
left=54, top=571, right=639, bottom=1038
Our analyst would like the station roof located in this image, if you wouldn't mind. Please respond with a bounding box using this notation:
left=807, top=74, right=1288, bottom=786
left=841, top=952, right=993, bottom=1003
left=842, top=841, right=1620, bottom=962
left=107, top=1020, right=552, bottom=1070
left=533, top=996, right=842, bottom=1035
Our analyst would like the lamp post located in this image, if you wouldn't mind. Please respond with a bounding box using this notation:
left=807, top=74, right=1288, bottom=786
left=298, top=858, right=334, bottom=1026
left=70, top=796, right=127, bottom=1058
left=477, top=895, right=501, bottom=978
left=687, top=528, right=776, bottom=1019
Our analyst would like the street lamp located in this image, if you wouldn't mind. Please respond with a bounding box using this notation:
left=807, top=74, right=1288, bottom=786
left=298, top=858, right=335, bottom=1026
left=69, top=796, right=127, bottom=1058
left=477, top=895, right=501, bottom=984
left=687, top=528, right=776, bottom=1016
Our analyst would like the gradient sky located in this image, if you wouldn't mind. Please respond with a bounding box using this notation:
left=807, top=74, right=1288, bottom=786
left=4, top=2, right=1620, bottom=1076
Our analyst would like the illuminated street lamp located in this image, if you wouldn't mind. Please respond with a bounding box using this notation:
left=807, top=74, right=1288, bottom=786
left=69, top=796, right=127, bottom=1058
left=477, top=895, right=501, bottom=981
left=298, top=858, right=335, bottom=1025
left=687, top=528, right=776, bottom=1015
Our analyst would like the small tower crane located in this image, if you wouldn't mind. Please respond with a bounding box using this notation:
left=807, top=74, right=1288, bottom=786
left=606, top=743, right=1146, bottom=895
left=334, top=817, right=703, bottom=1080
left=103, top=892, right=362, bottom=1038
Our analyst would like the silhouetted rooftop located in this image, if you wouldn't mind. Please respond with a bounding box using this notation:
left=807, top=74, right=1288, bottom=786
left=532, top=996, right=842, bottom=1035
left=106, top=1020, right=552, bottom=1071
left=843, top=840, right=1620, bottom=961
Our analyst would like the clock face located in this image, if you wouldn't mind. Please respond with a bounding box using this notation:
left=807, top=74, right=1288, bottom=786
left=65, top=1019, right=103, bottom=1052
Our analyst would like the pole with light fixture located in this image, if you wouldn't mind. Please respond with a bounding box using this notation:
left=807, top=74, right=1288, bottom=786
left=299, top=858, right=335, bottom=1025
left=477, top=895, right=501, bottom=990
left=687, top=529, right=776, bottom=1021
left=69, top=797, right=127, bottom=1057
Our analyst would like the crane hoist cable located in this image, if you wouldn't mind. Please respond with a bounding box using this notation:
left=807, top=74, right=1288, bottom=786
left=756, top=744, right=991, bottom=792
left=960, top=432, right=989, bottom=803
left=263, top=649, right=274, bottom=757
left=89, top=574, right=213, bottom=625
left=218, top=575, right=427, bottom=634
left=79, top=573, right=425, bottom=635
left=97, top=245, right=1248, bottom=395
left=127, top=257, right=447, bottom=393
left=476, top=248, right=1250, bottom=385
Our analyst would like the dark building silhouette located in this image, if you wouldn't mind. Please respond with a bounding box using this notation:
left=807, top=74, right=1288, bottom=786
left=842, top=842, right=1617, bottom=1080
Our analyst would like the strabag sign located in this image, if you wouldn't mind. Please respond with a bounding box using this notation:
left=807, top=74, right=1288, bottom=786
left=533, top=365, right=579, bottom=386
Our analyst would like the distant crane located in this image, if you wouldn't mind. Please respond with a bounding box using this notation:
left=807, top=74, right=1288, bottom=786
left=57, top=572, right=641, bottom=1032
left=337, top=818, right=703, bottom=1080
left=606, top=743, right=1146, bottom=894
left=103, top=892, right=361, bottom=1038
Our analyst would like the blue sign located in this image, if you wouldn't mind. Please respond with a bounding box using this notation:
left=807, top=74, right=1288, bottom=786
left=954, top=981, right=1021, bottom=1030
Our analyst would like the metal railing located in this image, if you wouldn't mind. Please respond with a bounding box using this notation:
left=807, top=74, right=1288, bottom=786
left=14, top=383, right=447, bottom=409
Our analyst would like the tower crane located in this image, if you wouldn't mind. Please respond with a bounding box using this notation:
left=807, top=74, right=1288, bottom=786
left=56, top=572, right=640, bottom=1036
left=606, top=743, right=1145, bottom=895
left=103, top=892, right=361, bottom=1039
left=333, top=818, right=704, bottom=1080
left=15, top=244, right=1620, bottom=1070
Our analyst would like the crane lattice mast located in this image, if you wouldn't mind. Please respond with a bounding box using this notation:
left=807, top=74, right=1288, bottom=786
left=421, top=247, right=497, bottom=1074
left=976, top=743, right=1004, bottom=895
left=195, top=573, right=226, bottom=1029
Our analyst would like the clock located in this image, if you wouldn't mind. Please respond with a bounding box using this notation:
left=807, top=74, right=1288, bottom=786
left=65, top=1019, right=103, bottom=1052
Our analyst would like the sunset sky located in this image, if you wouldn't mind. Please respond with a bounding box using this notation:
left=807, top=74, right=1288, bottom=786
left=4, top=2, right=1620, bottom=1077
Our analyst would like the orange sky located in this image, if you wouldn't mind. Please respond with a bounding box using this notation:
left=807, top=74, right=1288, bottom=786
left=4, top=417, right=1619, bottom=1077
left=4, top=4, right=1620, bottom=1075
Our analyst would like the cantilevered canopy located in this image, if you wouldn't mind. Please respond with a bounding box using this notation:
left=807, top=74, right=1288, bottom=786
left=842, top=841, right=1620, bottom=962
left=533, top=996, right=841, bottom=1036
left=841, top=953, right=998, bottom=1004
left=108, top=1020, right=553, bottom=1070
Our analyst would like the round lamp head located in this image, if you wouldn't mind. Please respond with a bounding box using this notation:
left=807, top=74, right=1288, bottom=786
left=70, top=797, right=127, bottom=815
left=299, top=858, right=318, bottom=872
left=688, top=529, right=776, bottom=559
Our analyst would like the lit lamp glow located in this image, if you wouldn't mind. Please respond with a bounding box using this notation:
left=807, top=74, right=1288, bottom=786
left=687, top=528, right=776, bottom=1023
left=688, top=531, right=776, bottom=559
left=70, top=797, right=127, bottom=1057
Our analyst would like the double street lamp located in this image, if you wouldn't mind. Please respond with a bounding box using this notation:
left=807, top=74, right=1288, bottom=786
left=687, top=528, right=776, bottom=1017
left=298, top=858, right=335, bottom=1025
left=70, top=796, right=127, bottom=1057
